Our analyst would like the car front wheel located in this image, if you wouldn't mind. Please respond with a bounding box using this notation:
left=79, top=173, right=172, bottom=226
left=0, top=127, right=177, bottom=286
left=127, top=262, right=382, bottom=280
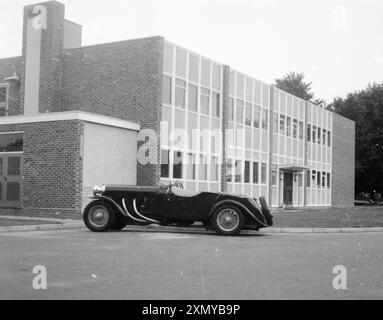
left=211, top=205, right=244, bottom=236
left=83, top=201, right=116, bottom=232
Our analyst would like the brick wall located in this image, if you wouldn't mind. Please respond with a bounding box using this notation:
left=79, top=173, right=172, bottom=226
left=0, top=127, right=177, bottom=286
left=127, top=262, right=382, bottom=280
left=0, top=120, right=83, bottom=217
left=332, top=113, right=355, bottom=207
left=60, top=36, right=164, bottom=186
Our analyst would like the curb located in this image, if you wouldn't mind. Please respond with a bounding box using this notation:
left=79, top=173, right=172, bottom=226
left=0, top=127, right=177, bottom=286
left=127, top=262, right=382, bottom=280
left=1, top=222, right=383, bottom=234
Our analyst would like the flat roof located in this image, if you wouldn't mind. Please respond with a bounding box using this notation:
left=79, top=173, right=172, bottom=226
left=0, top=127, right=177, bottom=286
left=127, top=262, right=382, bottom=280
left=0, top=111, right=141, bottom=131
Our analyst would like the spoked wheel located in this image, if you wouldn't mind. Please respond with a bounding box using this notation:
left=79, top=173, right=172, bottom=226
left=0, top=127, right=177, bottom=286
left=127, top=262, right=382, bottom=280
left=83, top=201, right=115, bottom=232
left=211, top=205, right=244, bottom=236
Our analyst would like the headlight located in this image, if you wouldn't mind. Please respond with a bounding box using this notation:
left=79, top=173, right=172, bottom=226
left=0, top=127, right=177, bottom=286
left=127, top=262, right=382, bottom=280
left=93, top=185, right=106, bottom=196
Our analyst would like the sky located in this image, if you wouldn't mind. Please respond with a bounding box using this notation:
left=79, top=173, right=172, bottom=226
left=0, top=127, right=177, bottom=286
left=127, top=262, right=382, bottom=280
left=1, top=0, right=383, bottom=102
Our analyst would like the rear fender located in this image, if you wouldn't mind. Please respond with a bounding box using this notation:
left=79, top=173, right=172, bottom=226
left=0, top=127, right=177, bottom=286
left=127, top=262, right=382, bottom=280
left=208, top=200, right=268, bottom=227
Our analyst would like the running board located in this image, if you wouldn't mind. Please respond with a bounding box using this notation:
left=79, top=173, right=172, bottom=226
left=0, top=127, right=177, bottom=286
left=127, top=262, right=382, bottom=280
left=133, top=198, right=161, bottom=224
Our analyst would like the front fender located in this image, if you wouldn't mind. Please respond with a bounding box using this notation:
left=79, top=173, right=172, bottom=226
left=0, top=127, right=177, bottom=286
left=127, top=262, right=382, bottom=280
left=89, top=195, right=127, bottom=217
left=208, top=199, right=268, bottom=227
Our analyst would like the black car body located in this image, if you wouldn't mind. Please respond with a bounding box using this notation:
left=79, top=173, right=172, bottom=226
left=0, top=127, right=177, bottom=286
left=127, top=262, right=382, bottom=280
left=83, top=184, right=273, bottom=236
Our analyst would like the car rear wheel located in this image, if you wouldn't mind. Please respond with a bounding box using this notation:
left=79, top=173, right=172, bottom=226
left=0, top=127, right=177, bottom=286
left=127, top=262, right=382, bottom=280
left=211, top=205, right=244, bottom=236
left=83, top=202, right=116, bottom=232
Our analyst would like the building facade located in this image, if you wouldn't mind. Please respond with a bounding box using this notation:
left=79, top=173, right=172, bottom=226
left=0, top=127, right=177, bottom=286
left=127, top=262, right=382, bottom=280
left=0, top=1, right=355, bottom=217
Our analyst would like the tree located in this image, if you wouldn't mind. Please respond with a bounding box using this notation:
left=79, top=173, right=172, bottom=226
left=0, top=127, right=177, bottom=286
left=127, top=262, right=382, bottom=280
left=275, top=72, right=315, bottom=101
left=329, top=83, right=383, bottom=194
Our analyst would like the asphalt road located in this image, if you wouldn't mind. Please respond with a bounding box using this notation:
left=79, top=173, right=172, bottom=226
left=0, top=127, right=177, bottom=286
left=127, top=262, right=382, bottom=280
left=0, top=228, right=382, bottom=300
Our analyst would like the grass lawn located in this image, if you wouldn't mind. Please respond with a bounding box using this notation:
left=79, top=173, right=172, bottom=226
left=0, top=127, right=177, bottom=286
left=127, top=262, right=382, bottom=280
left=0, top=220, right=60, bottom=227
left=273, top=206, right=383, bottom=228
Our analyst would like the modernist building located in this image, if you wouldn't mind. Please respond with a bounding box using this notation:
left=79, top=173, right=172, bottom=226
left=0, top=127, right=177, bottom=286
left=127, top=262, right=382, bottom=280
left=0, top=1, right=355, bottom=217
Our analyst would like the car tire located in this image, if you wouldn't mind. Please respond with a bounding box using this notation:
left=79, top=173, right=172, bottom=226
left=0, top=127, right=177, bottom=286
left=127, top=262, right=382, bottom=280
left=111, top=214, right=129, bottom=231
left=211, top=205, right=244, bottom=236
left=259, top=196, right=273, bottom=226
left=83, top=201, right=116, bottom=232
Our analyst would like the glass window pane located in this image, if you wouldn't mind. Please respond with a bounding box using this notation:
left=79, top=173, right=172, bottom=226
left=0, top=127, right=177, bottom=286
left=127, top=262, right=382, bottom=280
left=189, top=54, right=199, bottom=82
left=306, top=170, right=311, bottom=187
left=199, top=155, right=208, bottom=180
left=327, top=173, right=331, bottom=188
left=226, top=159, right=233, bottom=182
left=173, top=151, right=183, bottom=179
left=7, top=157, right=21, bottom=176
left=212, top=93, right=220, bottom=117
left=212, top=64, right=221, bottom=90
left=307, top=124, right=311, bottom=142
left=235, top=160, right=242, bottom=183
left=200, top=88, right=210, bottom=115
left=236, top=100, right=244, bottom=124
left=272, top=170, right=277, bottom=186
left=253, top=162, right=259, bottom=184
left=161, top=149, right=169, bottom=178
left=280, top=114, right=285, bottom=135
left=273, top=112, right=278, bottom=133
left=299, top=121, right=304, bottom=140
left=312, top=126, right=317, bottom=143
left=163, top=43, right=173, bottom=74
left=175, top=79, right=186, bottom=108
left=187, top=153, right=196, bottom=180
left=228, top=98, right=234, bottom=121
left=162, top=76, right=172, bottom=105
left=211, top=156, right=219, bottom=181
left=236, top=74, right=244, bottom=98
left=317, top=127, right=321, bottom=144
left=201, top=59, right=211, bottom=87
left=254, top=105, right=260, bottom=128
left=293, top=119, right=298, bottom=138
left=6, top=182, right=20, bottom=201
left=0, top=133, right=23, bottom=153
left=176, top=49, right=187, bottom=78
left=0, top=157, right=3, bottom=176
left=261, top=163, right=267, bottom=184
left=0, top=87, right=6, bottom=103
left=188, top=85, right=198, bottom=112
left=244, top=161, right=250, bottom=183
left=262, top=109, right=268, bottom=130
left=328, top=131, right=331, bottom=147
left=286, top=117, right=291, bottom=136
left=245, top=103, right=252, bottom=126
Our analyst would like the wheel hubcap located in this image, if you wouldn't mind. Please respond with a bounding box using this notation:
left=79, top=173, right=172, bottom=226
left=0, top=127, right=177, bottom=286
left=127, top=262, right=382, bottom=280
left=217, top=209, right=240, bottom=232
left=88, top=205, right=109, bottom=228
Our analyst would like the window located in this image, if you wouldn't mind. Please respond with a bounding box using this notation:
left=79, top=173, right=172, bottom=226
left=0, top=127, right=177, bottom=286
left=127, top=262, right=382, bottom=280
left=0, top=85, right=8, bottom=117
left=293, top=119, right=298, bottom=139
left=273, top=112, right=278, bottom=133
left=228, top=98, right=234, bottom=121
left=245, top=103, right=252, bottom=126
left=236, top=100, right=244, bottom=124
left=226, top=159, right=233, bottom=182
left=306, top=170, right=311, bottom=187
left=162, top=76, right=172, bottom=105
left=254, top=105, right=260, bottom=128
left=312, top=125, right=317, bottom=143
left=211, top=156, right=219, bottom=181
left=253, top=162, right=259, bottom=184
left=176, top=49, right=187, bottom=78
left=212, top=92, right=220, bottom=117
left=160, top=149, right=170, bottom=178
left=261, top=163, right=267, bottom=184
left=307, top=124, right=311, bottom=142
left=317, top=127, right=321, bottom=144
left=199, top=155, right=208, bottom=180
left=173, top=151, right=183, bottom=179
left=298, top=173, right=303, bottom=187
left=235, top=160, right=242, bottom=183
left=317, top=171, right=321, bottom=188
left=0, top=133, right=23, bottom=152
left=286, top=116, right=291, bottom=136
left=280, top=114, right=285, bottom=135
left=201, top=59, right=211, bottom=87
left=322, top=129, right=327, bottom=145
left=189, top=54, right=199, bottom=82
left=327, top=173, right=331, bottom=188
left=322, top=172, right=326, bottom=188
left=163, top=43, right=173, bottom=74
left=312, top=170, right=316, bottom=187
left=212, top=64, right=221, bottom=90
left=272, top=170, right=277, bottom=186
left=327, top=131, right=331, bottom=147
left=262, top=109, right=268, bottom=130
left=299, top=121, right=304, bottom=140
left=187, top=153, right=196, bottom=180
left=188, top=84, right=198, bottom=111
left=244, top=161, right=250, bottom=183
left=200, top=88, right=210, bottom=115
left=175, top=79, right=186, bottom=108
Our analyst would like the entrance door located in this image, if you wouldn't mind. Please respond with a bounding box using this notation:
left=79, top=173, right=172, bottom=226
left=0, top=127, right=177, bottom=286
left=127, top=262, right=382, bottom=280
left=283, top=172, right=293, bottom=206
left=0, top=154, right=22, bottom=208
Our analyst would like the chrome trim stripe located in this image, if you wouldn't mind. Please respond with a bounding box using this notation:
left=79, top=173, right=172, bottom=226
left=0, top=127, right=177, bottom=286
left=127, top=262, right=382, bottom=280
left=122, top=198, right=147, bottom=223
left=133, top=199, right=161, bottom=224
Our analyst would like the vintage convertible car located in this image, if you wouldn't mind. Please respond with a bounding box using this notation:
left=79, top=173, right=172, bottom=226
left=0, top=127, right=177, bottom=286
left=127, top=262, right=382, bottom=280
left=83, top=184, right=273, bottom=236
